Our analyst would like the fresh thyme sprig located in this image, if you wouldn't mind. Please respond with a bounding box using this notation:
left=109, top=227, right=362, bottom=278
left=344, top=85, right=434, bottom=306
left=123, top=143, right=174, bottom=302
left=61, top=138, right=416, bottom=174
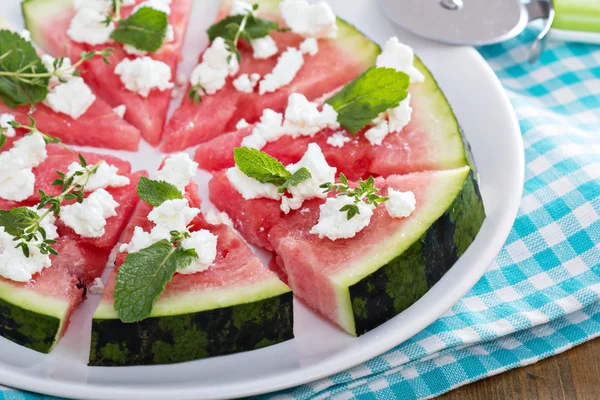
left=320, top=174, right=389, bottom=220
left=0, top=155, right=101, bottom=257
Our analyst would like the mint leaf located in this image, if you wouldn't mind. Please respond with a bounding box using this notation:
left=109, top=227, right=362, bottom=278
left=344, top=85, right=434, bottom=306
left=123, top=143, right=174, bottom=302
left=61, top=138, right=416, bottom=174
left=110, top=7, right=168, bottom=52
left=0, top=207, right=39, bottom=237
left=0, top=30, right=49, bottom=108
left=325, top=66, right=410, bottom=134
left=137, top=176, right=183, bottom=206
left=278, top=167, right=311, bottom=193
left=207, top=14, right=278, bottom=43
left=114, top=240, right=198, bottom=323
left=0, top=133, right=6, bottom=150
left=234, top=147, right=292, bottom=186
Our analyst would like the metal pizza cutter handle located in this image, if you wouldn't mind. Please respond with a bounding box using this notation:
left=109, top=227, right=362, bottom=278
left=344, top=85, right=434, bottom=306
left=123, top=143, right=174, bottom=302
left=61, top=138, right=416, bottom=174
left=379, top=0, right=600, bottom=63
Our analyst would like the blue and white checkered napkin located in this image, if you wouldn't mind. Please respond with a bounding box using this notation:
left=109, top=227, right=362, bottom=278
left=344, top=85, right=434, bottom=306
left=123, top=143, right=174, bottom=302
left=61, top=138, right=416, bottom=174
left=2, top=28, right=600, bottom=400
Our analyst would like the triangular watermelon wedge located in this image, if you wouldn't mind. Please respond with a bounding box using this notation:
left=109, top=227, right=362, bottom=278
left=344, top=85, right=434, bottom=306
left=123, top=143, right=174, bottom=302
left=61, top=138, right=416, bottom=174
left=160, top=0, right=380, bottom=152
left=89, top=181, right=294, bottom=366
left=22, top=0, right=193, bottom=146
left=195, top=55, right=471, bottom=181
left=0, top=149, right=145, bottom=353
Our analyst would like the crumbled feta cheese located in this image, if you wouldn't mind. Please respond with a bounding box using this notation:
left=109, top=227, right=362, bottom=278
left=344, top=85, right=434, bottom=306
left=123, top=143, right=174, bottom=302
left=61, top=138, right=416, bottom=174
left=283, top=93, right=339, bottom=137
left=387, top=94, right=413, bottom=133
left=60, top=189, right=119, bottom=238
left=67, top=161, right=130, bottom=191
left=119, top=225, right=171, bottom=253
left=156, top=153, right=198, bottom=192
left=241, top=109, right=283, bottom=149
left=19, top=30, right=31, bottom=42
left=233, top=73, right=261, bottom=93
left=41, top=55, right=76, bottom=88
left=67, top=7, right=114, bottom=46
left=236, top=118, right=250, bottom=130
left=203, top=209, right=234, bottom=228
left=310, top=195, right=375, bottom=240
left=178, top=229, right=218, bottom=274
left=0, top=169, right=35, bottom=202
left=147, top=199, right=200, bottom=232
left=0, top=227, right=52, bottom=282
left=113, top=104, right=126, bottom=118
left=230, top=0, right=253, bottom=15
left=0, top=132, right=48, bottom=201
left=189, top=37, right=240, bottom=95
left=73, top=0, right=111, bottom=12
left=123, top=44, right=148, bottom=56
left=134, top=0, right=171, bottom=14
left=385, top=189, right=416, bottom=218
left=89, top=277, right=105, bottom=294
left=259, top=47, right=304, bottom=95
left=376, top=37, right=425, bottom=83
left=115, top=57, right=174, bottom=97
left=280, top=0, right=337, bottom=39
left=299, top=38, right=319, bottom=56
left=29, top=205, right=59, bottom=240
left=43, top=78, right=96, bottom=120
left=165, top=24, right=175, bottom=42
left=364, top=118, right=390, bottom=146
left=226, top=167, right=281, bottom=200
left=326, top=131, right=350, bottom=148
left=0, top=114, right=15, bottom=137
left=281, top=143, right=335, bottom=213
left=251, top=36, right=278, bottom=59
left=121, top=0, right=137, bottom=5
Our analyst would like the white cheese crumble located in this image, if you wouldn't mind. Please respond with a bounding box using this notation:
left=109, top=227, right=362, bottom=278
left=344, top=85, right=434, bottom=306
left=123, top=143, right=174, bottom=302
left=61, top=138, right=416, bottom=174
left=41, top=55, right=76, bottom=88
left=189, top=37, right=240, bottom=95
left=385, top=189, right=416, bottom=218
left=251, top=36, right=278, bottom=60
left=204, top=209, right=234, bottom=228
left=259, top=47, right=304, bottom=95
left=29, top=205, right=59, bottom=241
left=43, top=77, right=96, bottom=120
left=0, top=227, right=52, bottom=282
left=281, top=143, right=336, bottom=213
left=73, top=0, right=111, bottom=12
left=119, top=225, right=170, bottom=254
left=19, top=30, right=31, bottom=42
left=236, top=118, right=250, bottom=130
left=156, top=153, right=199, bottom=192
left=241, top=108, right=283, bottom=149
left=67, top=161, right=130, bottom=191
left=113, top=104, right=126, bottom=118
left=67, top=7, right=114, bottom=46
left=310, top=195, right=375, bottom=240
left=123, top=44, right=148, bottom=56
left=226, top=167, right=281, bottom=200
left=60, top=189, right=119, bottom=238
left=0, top=133, right=47, bottom=201
left=326, top=131, right=351, bottom=148
left=165, top=24, right=175, bottom=43
left=376, top=36, right=425, bottom=83
left=230, top=0, right=253, bottom=15
left=147, top=199, right=200, bottom=232
left=233, top=73, right=261, bottom=93
left=364, top=118, right=390, bottom=146
left=115, top=57, right=174, bottom=97
left=0, top=114, right=15, bottom=137
left=280, top=0, right=338, bottom=39
left=387, top=94, right=413, bottom=133
left=178, top=229, right=218, bottom=274
left=89, top=277, right=105, bottom=294
left=299, top=38, right=319, bottom=56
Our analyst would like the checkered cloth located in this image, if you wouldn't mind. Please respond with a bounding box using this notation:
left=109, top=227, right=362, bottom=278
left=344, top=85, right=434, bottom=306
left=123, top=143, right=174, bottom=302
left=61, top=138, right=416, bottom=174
left=2, top=28, right=599, bottom=400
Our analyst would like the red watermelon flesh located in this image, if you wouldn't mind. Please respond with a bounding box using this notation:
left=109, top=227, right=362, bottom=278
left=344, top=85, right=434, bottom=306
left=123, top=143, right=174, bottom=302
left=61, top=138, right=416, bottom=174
left=25, top=0, right=193, bottom=146
left=159, top=0, right=380, bottom=152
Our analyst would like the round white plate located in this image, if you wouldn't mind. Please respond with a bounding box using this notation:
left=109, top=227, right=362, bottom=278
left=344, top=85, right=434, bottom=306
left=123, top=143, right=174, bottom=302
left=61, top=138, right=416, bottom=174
left=0, top=0, right=524, bottom=398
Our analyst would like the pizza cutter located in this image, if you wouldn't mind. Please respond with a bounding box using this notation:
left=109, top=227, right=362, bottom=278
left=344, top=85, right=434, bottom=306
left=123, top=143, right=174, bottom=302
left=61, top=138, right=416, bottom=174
left=379, top=0, right=600, bottom=63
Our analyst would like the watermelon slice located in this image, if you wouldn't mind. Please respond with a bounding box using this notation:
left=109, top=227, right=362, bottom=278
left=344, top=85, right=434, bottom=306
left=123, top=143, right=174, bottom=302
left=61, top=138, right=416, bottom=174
left=22, top=0, right=193, bottom=146
left=89, top=183, right=293, bottom=366
left=160, top=0, right=380, bottom=152
left=194, top=57, right=470, bottom=180
left=268, top=167, right=485, bottom=335
left=0, top=158, right=145, bottom=353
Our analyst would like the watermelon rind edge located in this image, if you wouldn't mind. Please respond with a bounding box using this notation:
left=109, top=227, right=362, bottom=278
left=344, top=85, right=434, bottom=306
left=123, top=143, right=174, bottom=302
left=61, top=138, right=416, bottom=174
left=21, top=0, right=75, bottom=55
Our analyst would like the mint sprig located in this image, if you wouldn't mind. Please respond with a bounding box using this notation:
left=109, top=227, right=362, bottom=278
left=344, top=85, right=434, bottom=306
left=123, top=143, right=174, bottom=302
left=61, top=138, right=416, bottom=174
left=207, top=7, right=278, bottom=44
left=325, top=67, right=410, bottom=134
left=233, top=147, right=312, bottom=192
left=110, top=7, right=169, bottom=52
left=137, top=176, right=183, bottom=207
left=114, top=239, right=198, bottom=323
left=320, top=174, right=389, bottom=220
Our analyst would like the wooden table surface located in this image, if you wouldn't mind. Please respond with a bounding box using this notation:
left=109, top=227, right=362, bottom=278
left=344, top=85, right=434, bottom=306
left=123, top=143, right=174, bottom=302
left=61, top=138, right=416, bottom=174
left=439, top=337, right=600, bottom=400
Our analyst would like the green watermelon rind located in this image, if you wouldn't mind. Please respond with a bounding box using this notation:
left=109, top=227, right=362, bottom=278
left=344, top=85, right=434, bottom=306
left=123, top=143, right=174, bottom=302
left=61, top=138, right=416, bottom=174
left=328, top=166, right=485, bottom=335
left=21, top=0, right=75, bottom=54
left=89, top=291, right=294, bottom=366
left=0, top=281, right=69, bottom=353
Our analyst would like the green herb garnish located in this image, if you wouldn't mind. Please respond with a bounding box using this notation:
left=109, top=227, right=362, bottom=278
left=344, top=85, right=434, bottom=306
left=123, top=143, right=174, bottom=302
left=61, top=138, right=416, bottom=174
left=110, top=6, right=169, bottom=52
left=137, top=176, right=183, bottom=206
left=325, top=66, right=410, bottom=134
left=320, top=174, right=389, bottom=220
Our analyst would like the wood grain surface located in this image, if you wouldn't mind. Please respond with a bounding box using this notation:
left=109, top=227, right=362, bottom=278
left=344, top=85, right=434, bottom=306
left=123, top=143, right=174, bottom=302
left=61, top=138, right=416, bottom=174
left=439, top=338, right=600, bottom=400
